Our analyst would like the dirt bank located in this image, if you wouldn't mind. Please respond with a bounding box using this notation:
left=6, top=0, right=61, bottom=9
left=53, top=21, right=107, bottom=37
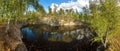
left=0, top=24, right=27, bottom=51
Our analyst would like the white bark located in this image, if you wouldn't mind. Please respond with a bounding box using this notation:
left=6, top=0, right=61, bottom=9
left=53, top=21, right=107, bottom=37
left=6, top=19, right=10, bottom=33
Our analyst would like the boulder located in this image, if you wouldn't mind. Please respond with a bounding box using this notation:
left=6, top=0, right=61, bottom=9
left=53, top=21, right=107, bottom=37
left=0, top=25, right=27, bottom=51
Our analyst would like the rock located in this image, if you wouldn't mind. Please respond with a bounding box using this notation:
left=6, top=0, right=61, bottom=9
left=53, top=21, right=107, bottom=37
left=15, top=43, right=27, bottom=51
left=39, top=17, right=82, bottom=26
left=0, top=25, right=27, bottom=51
left=76, top=34, right=84, bottom=40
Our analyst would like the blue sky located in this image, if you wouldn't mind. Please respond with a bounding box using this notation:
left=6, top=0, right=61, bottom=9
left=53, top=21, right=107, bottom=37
left=28, top=0, right=89, bottom=12
left=39, top=0, right=77, bottom=12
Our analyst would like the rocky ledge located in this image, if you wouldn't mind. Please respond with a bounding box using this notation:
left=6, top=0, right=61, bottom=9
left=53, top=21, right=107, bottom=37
left=0, top=24, right=27, bottom=51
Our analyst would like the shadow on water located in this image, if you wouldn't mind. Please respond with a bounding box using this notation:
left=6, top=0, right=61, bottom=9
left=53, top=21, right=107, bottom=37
left=21, top=24, right=101, bottom=51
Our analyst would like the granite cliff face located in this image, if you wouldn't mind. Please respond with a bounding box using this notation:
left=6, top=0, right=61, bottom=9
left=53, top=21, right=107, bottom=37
left=0, top=24, right=27, bottom=51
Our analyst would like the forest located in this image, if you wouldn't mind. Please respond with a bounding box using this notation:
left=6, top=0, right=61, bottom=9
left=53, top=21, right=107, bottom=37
left=0, top=0, right=120, bottom=51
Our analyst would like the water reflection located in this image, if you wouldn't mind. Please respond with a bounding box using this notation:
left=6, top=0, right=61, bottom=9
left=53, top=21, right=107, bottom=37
left=22, top=27, right=38, bottom=41
left=43, top=31, right=49, bottom=40
left=21, top=25, right=100, bottom=51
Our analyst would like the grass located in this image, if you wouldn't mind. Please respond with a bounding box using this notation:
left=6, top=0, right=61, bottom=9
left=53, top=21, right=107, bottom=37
left=106, top=25, right=120, bottom=51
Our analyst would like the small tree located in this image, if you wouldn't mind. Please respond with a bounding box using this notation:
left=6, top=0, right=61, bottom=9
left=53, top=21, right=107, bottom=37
left=89, top=0, right=119, bottom=49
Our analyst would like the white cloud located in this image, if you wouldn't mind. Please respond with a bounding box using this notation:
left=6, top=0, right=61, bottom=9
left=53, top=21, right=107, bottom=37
left=50, top=3, right=58, bottom=12
left=50, top=0, right=89, bottom=12
left=118, top=1, right=120, bottom=6
left=77, top=0, right=89, bottom=7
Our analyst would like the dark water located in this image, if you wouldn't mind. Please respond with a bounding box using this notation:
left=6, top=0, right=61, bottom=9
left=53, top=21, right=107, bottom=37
left=21, top=25, right=100, bottom=51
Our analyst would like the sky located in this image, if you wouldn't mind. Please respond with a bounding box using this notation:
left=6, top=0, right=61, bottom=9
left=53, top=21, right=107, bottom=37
left=28, top=0, right=90, bottom=12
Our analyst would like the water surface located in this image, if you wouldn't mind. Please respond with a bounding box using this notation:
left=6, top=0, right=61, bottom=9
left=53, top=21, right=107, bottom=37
left=21, top=25, right=99, bottom=51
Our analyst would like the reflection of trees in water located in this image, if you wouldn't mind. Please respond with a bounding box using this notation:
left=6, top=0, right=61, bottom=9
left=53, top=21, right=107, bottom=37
left=27, top=24, right=94, bottom=42
left=22, top=24, right=99, bottom=51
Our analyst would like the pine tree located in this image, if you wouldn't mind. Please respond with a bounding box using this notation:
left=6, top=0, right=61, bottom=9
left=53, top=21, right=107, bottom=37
left=90, top=0, right=119, bottom=49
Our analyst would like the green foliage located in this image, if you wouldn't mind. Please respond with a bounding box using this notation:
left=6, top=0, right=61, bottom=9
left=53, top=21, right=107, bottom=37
left=26, top=11, right=40, bottom=22
left=0, top=0, right=45, bottom=23
left=1, top=1, right=120, bottom=49
left=91, top=36, right=102, bottom=44
left=89, top=0, right=120, bottom=48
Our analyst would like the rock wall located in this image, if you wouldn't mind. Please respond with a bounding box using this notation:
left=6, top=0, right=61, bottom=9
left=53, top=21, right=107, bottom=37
left=39, top=17, right=82, bottom=26
left=0, top=25, right=27, bottom=51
